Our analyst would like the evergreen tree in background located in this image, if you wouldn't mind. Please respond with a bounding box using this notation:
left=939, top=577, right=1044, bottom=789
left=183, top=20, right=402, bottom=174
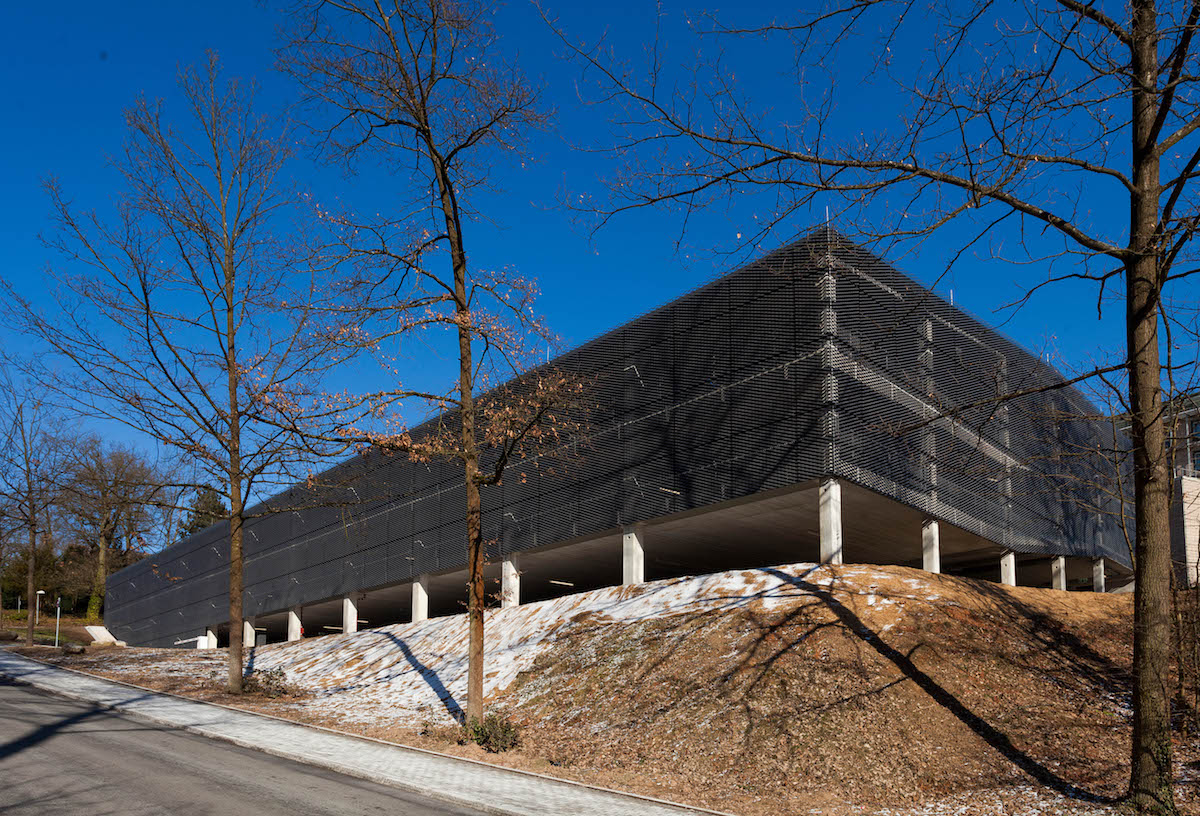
left=179, top=486, right=227, bottom=541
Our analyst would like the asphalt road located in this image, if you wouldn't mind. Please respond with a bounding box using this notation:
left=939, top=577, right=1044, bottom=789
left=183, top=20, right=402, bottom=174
left=0, top=678, right=487, bottom=816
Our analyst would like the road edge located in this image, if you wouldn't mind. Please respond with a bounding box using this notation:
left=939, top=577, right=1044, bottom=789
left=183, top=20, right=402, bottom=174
left=0, top=647, right=732, bottom=816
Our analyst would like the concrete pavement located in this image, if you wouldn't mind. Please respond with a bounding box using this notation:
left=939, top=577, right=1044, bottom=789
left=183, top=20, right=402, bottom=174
left=0, top=649, right=718, bottom=816
left=0, top=679, right=484, bottom=815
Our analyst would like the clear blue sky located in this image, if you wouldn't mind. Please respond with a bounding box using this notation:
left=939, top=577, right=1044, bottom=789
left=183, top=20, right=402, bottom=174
left=0, top=1, right=1142, bottom=442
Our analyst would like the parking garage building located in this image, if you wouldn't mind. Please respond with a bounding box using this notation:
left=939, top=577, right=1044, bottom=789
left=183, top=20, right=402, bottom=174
left=105, top=228, right=1131, bottom=647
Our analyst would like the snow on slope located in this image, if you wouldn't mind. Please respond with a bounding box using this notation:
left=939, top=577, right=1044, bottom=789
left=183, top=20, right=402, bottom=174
left=249, top=562, right=937, bottom=725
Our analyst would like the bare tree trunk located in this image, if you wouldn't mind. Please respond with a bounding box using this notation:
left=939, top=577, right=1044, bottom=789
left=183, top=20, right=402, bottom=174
left=225, top=248, right=244, bottom=694
left=87, top=527, right=111, bottom=621
left=463, top=455, right=484, bottom=722
left=1128, top=2, right=1174, bottom=808
left=1128, top=262, right=1174, bottom=810
left=24, top=518, right=35, bottom=646
left=228, top=490, right=244, bottom=690
left=23, top=404, right=38, bottom=648
left=436, top=152, right=485, bottom=723
left=1129, top=282, right=1175, bottom=809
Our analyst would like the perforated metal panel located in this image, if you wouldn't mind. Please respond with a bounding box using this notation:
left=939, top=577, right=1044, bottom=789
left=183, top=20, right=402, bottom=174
left=106, top=228, right=1131, bottom=647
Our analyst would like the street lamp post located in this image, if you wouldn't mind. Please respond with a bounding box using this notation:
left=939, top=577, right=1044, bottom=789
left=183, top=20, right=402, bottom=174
left=35, top=590, right=45, bottom=628
left=54, top=597, right=61, bottom=647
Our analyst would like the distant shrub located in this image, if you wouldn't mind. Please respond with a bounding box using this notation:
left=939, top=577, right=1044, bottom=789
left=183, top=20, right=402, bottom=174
left=461, top=713, right=519, bottom=753
left=242, top=667, right=296, bottom=698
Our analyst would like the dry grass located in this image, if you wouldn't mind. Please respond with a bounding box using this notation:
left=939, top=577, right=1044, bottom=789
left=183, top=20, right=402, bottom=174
left=1, top=612, right=95, bottom=646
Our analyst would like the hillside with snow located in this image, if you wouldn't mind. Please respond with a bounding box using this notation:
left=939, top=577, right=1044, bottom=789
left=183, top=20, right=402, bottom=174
left=248, top=562, right=944, bottom=725
left=19, top=562, right=1153, bottom=815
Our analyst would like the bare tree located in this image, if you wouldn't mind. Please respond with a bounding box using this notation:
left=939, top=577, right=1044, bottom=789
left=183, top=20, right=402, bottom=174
left=0, top=521, right=7, bottom=626
left=0, top=376, right=69, bottom=645
left=4, top=55, right=350, bottom=692
left=57, top=436, right=164, bottom=620
left=279, top=0, right=579, bottom=722
left=545, top=1, right=1199, bottom=810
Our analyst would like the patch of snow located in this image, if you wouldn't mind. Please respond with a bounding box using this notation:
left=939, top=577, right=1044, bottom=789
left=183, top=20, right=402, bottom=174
left=872, top=784, right=1119, bottom=814
left=243, top=561, right=910, bottom=725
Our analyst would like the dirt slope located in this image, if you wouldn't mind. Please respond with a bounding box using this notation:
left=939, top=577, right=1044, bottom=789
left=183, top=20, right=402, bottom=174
left=501, top=565, right=1139, bottom=813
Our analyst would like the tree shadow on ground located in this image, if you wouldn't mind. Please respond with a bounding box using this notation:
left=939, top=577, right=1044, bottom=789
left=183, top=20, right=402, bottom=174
left=760, top=566, right=1116, bottom=803
left=513, top=563, right=1126, bottom=805
left=310, top=632, right=465, bottom=722
left=0, top=701, right=107, bottom=761
left=382, top=632, right=465, bottom=722
left=0, top=676, right=176, bottom=761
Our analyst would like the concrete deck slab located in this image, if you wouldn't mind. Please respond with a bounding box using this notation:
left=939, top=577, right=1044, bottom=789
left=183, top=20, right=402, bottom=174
left=0, top=649, right=719, bottom=816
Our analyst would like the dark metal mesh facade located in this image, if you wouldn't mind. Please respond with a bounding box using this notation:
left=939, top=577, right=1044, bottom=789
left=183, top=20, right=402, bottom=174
left=106, top=228, right=1130, bottom=646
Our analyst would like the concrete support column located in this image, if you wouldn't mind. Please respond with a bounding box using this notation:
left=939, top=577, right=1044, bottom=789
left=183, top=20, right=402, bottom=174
left=1000, top=551, right=1017, bottom=587
left=501, top=554, right=520, bottom=608
left=819, top=478, right=844, bottom=565
left=1051, top=556, right=1068, bottom=591
left=921, top=519, right=941, bottom=574
left=622, top=525, right=645, bottom=585
left=204, top=628, right=217, bottom=650
left=242, top=618, right=255, bottom=649
left=342, top=594, right=359, bottom=635
left=287, top=607, right=302, bottom=642
left=412, top=574, right=430, bottom=622
left=1092, top=557, right=1106, bottom=593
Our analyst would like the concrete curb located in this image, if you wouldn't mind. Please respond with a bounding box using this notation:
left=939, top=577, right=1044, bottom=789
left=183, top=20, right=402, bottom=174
left=0, top=648, right=731, bottom=816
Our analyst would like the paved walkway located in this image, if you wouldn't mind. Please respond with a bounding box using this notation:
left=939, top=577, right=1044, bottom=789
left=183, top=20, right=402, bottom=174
left=0, top=650, right=717, bottom=816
